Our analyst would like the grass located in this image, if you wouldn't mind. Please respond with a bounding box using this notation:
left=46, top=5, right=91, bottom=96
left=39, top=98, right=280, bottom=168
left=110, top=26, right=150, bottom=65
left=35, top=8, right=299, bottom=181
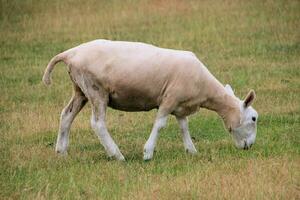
left=0, top=0, right=299, bottom=199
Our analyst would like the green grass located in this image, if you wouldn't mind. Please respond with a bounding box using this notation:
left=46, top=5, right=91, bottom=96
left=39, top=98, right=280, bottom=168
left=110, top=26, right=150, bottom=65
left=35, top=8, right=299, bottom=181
left=0, top=0, right=299, bottom=199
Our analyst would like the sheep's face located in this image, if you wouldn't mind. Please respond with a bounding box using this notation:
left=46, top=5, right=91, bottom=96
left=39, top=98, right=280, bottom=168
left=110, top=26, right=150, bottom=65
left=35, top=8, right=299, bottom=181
left=232, top=103, right=258, bottom=149
left=225, top=85, right=258, bottom=150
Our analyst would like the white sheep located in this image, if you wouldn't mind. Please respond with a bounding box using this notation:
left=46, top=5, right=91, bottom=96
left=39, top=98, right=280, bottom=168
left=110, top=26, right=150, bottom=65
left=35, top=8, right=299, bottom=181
left=43, top=39, right=258, bottom=161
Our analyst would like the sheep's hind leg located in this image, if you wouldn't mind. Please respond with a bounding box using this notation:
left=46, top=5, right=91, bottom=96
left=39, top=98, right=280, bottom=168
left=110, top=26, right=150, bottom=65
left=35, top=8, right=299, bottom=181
left=56, top=86, right=87, bottom=154
left=89, top=90, right=125, bottom=161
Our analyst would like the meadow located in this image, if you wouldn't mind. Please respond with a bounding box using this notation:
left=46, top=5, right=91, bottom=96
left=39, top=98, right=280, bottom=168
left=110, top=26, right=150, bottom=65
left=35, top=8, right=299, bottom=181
left=0, top=0, right=299, bottom=199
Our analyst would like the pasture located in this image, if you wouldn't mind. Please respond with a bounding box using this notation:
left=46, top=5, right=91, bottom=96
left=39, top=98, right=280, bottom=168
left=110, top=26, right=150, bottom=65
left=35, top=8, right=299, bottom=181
left=0, top=0, right=299, bottom=199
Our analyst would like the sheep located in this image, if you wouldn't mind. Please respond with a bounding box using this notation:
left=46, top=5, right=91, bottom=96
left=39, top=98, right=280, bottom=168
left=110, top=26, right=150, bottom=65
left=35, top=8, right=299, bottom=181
left=43, top=39, right=258, bottom=161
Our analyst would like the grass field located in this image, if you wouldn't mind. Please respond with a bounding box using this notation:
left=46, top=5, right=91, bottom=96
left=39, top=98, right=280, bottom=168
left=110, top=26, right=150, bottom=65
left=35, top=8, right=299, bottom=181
left=0, top=0, right=299, bottom=199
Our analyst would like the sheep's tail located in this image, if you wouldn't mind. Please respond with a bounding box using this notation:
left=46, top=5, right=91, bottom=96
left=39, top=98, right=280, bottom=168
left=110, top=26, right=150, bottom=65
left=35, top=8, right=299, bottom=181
left=42, top=52, right=66, bottom=86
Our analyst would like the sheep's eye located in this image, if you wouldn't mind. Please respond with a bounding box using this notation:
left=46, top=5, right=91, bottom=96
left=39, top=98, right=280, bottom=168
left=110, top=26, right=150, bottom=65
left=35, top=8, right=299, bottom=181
left=252, top=117, right=256, bottom=122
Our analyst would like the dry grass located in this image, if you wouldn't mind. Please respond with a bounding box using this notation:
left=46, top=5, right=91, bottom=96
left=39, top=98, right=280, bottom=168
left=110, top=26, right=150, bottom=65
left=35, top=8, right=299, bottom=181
left=0, top=0, right=299, bottom=199
left=128, top=158, right=299, bottom=200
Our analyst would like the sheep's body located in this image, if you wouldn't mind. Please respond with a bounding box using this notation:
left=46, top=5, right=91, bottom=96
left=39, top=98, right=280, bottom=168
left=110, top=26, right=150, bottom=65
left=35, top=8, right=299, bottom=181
left=43, top=39, right=258, bottom=161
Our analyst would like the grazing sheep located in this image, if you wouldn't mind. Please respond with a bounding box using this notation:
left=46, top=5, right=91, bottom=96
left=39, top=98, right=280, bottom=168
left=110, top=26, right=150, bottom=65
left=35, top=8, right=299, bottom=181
left=43, top=39, right=258, bottom=161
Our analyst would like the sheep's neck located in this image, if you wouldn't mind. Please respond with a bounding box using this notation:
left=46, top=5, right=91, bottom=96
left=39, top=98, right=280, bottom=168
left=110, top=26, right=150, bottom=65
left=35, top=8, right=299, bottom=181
left=201, top=89, right=240, bottom=130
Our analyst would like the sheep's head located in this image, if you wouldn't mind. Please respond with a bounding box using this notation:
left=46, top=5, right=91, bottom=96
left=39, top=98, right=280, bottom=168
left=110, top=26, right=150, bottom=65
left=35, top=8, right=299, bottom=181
left=224, top=84, right=258, bottom=150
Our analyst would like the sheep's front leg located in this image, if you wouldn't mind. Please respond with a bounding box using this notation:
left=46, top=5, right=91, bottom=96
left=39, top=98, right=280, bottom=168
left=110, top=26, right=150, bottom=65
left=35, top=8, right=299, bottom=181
left=143, top=112, right=168, bottom=161
left=176, top=116, right=197, bottom=154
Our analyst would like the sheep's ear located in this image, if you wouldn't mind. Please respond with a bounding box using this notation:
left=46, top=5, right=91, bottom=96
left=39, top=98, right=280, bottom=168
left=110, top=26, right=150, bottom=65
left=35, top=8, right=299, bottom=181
left=244, top=90, right=256, bottom=108
left=225, top=84, right=234, bottom=96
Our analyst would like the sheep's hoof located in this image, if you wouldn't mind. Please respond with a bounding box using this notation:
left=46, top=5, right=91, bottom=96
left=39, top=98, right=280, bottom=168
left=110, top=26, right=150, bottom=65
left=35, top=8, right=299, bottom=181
left=116, top=154, right=125, bottom=161
left=56, top=150, right=68, bottom=156
left=143, top=150, right=153, bottom=161
left=185, top=148, right=197, bottom=155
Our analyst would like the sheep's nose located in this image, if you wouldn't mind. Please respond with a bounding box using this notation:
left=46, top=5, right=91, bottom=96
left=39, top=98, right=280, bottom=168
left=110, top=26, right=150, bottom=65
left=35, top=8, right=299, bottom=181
left=243, top=142, right=253, bottom=150
left=243, top=141, right=250, bottom=150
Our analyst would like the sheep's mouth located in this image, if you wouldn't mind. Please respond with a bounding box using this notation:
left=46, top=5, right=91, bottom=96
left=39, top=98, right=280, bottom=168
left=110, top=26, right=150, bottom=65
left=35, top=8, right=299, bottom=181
left=243, top=141, right=252, bottom=150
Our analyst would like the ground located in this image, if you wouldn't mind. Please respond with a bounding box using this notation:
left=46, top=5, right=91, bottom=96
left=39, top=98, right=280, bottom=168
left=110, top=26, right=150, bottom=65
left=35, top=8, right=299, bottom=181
left=0, top=0, right=299, bottom=199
